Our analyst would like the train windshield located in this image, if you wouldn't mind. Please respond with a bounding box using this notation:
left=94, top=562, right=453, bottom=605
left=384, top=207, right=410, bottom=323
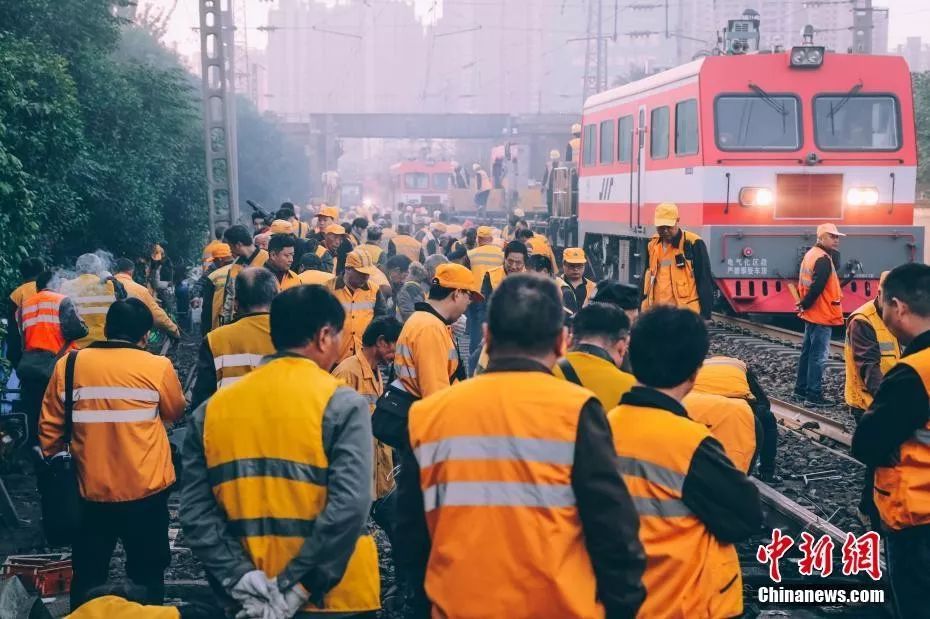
left=404, top=173, right=430, bottom=190
left=813, top=95, right=900, bottom=151
left=715, top=95, right=801, bottom=151
left=432, top=173, right=452, bottom=190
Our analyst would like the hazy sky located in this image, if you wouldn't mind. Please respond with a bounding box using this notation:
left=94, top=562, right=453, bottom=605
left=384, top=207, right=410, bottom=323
left=151, top=0, right=929, bottom=58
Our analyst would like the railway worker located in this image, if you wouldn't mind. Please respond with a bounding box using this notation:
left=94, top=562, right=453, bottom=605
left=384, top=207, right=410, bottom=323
left=640, top=202, right=714, bottom=320
left=480, top=240, right=527, bottom=300
left=251, top=211, right=269, bottom=237
left=198, top=245, right=235, bottom=336
left=333, top=249, right=389, bottom=365
left=359, top=225, right=384, bottom=266
left=113, top=259, right=180, bottom=341
left=794, top=222, right=853, bottom=407
left=527, top=253, right=554, bottom=277
left=515, top=228, right=559, bottom=276
left=394, top=274, right=647, bottom=618
left=559, top=247, right=597, bottom=315
left=297, top=252, right=336, bottom=287
left=332, top=316, right=402, bottom=500
left=397, top=258, right=446, bottom=324
left=607, top=306, right=762, bottom=618
left=321, top=223, right=355, bottom=276
left=40, top=298, right=185, bottom=609
left=16, top=270, right=87, bottom=446
left=472, top=163, right=491, bottom=211
left=190, top=268, right=277, bottom=409
left=277, top=203, right=311, bottom=239
left=201, top=225, right=227, bottom=267
left=264, top=233, right=301, bottom=291
left=422, top=222, right=446, bottom=256
left=687, top=355, right=778, bottom=480
left=349, top=216, right=369, bottom=248
left=501, top=208, right=526, bottom=241
left=61, top=254, right=127, bottom=349
left=542, top=149, right=561, bottom=213
left=465, top=227, right=504, bottom=354
left=852, top=263, right=930, bottom=617
left=387, top=224, right=425, bottom=264
left=313, top=204, right=340, bottom=240
left=219, top=225, right=269, bottom=326
left=5, top=258, right=45, bottom=368
left=181, top=285, right=379, bottom=618
left=552, top=302, right=635, bottom=410
left=565, top=123, right=582, bottom=162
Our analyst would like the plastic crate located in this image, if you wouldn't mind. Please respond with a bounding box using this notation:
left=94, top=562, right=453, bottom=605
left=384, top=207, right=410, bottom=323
left=1, top=553, right=72, bottom=596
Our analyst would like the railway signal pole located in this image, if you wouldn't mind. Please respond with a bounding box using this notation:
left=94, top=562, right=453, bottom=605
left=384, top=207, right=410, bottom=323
left=582, top=0, right=608, bottom=103
left=199, top=0, right=241, bottom=231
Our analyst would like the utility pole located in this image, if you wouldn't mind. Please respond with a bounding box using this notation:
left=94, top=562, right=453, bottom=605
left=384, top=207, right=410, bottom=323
left=582, top=0, right=607, bottom=102
left=199, top=0, right=241, bottom=231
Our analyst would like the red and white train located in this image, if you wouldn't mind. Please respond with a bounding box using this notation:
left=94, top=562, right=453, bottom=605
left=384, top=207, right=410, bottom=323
left=574, top=47, right=921, bottom=314
left=390, top=160, right=455, bottom=208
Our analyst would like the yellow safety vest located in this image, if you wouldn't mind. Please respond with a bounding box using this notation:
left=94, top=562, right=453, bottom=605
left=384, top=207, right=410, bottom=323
left=203, top=357, right=379, bottom=612
left=844, top=299, right=900, bottom=410
left=333, top=282, right=378, bottom=364
left=683, top=391, right=756, bottom=473
left=693, top=356, right=754, bottom=400
left=206, top=313, right=275, bottom=390
left=60, top=274, right=120, bottom=349
left=642, top=231, right=701, bottom=314
left=467, top=245, right=504, bottom=289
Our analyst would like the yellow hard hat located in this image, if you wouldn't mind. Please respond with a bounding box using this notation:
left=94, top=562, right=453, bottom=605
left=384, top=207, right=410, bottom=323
left=571, top=123, right=581, bottom=134
left=549, top=149, right=560, bottom=160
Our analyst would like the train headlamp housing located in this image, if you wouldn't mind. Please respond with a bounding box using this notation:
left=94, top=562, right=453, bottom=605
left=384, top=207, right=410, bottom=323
left=846, top=186, right=879, bottom=207
left=739, top=187, right=774, bottom=208
left=790, top=46, right=825, bottom=68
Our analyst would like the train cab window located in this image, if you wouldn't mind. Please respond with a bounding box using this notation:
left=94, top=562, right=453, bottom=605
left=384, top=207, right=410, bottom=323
left=675, top=99, right=699, bottom=156
left=715, top=95, right=801, bottom=150
left=650, top=107, right=669, bottom=159
left=599, top=120, right=615, bottom=164
left=432, top=173, right=452, bottom=191
left=582, top=124, right=597, bottom=166
left=813, top=95, right=900, bottom=151
left=404, top=173, right=429, bottom=190
left=617, top=115, right=633, bottom=162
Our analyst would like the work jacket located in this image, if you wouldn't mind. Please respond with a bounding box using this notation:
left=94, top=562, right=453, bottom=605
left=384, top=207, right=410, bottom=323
left=191, top=313, right=274, bottom=409
left=552, top=344, right=635, bottom=409
left=180, top=354, right=379, bottom=614
left=333, top=279, right=385, bottom=364
left=561, top=278, right=597, bottom=315
left=393, top=302, right=462, bottom=399
left=298, top=269, right=336, bottom=287
left=693, top=356, right=754, bottom=400
left=608, top=387, right=762, bottom=618
left=220, top=248, right=269, bottom=326
left=642, top=230, right=704, bottom=316
left=683, top=392, right=757, bottom=474
left=39, top=341, right=185, bottom=502
left=332, top=351, right=393, bottom=499
left=358, top=243, right=384, bottom=266
left=68, top=595, right=180, bottom=619
left=467, top=245, right=504, bottom=290
left=60, top=274, right=125, bottom=349
left=9, top=281, right=37, bottom=310
left=18, top=290, right=86, bottom=355
left=390, top=235, right=424, bottom=263
left=845, top=299, right=900, bottom=410
left=798, top=245, right=843, bottom=326
left=205, top=264, right=232, bottom=333
left=115, top=273, right=180, bottom=338
left=480, top=267, right=505, bottom=300
left=527, top=234, right=559, bottom=273
left=6, top=280, right=38, bottom=367
left=266, top=266, right=301, bottom=291
left=397, top=357, right=646, bottom=618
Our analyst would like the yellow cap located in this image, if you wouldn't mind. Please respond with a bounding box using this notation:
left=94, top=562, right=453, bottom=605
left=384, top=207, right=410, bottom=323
left=433, top=263, right=484, bottom=300
left=816, top=223, right=846, bottom=238
left=654, top=202, right=679, bottom=227
left=324, top=224, right=346, bottom=235
left=210, top=243, right=232, bottom=260
left=269, top=219, right=293, bottom=234
left=562, top=247, right=587, bottom=264
left=318, top=205, right=339, bottom=219
left=430, top=222, right=448, bottom=233
left=477, top=226, right=494, bottom=238
left=344, top=249, right=378, bottom=276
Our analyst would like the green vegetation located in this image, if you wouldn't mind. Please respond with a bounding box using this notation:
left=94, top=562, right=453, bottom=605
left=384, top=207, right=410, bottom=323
left=914, top=72, right=930, bottom=199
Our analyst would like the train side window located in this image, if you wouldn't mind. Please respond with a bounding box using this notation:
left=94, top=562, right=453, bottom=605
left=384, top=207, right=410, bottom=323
left=617, top=115, right=633, bottom=162
left=675, top=99, right=699, bottom=156
left=582, top=124, right=597, bottom=166
left=650, top=107, right=669, bottom=160
left=599, top=120, right=615, bottom=165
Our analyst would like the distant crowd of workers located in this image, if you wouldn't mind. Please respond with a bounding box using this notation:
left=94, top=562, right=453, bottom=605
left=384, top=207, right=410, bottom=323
left=2, top=195, right=929, bottom=618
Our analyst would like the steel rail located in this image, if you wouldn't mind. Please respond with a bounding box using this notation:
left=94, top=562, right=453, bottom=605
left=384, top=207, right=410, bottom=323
left=770, top=397, right=853, bottom=447
left=712, top=313, right=845, bottom=354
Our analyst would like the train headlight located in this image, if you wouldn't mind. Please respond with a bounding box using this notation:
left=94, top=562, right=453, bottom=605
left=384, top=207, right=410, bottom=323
left=789, top=46, right=825, bottom=68
left=362, top=197, right=373, bottom=208
left=846, top=186, right=879, bottom=207
left=739, top=187, right=774, bottom=208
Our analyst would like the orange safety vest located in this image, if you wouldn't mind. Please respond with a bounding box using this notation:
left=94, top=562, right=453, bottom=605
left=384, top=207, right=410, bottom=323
left=334, top=282, right=378, bottom=363
left=683, top=391, right=756, bottom=474
left=19, top=290, right=73, bottom=354
left=298, top=269, right=336, bottom=287
left=608, top=401, right=743, bottom=618
left=693, top=356, right=754, bottom=400
left=393, top=309, right=459, bottom=398
left=359, top=243, right=384, bottom=265
left=561, top=278, right=597, bottom=312
left=206, top=313, right=275, bottom=390
left=391, top=235, right=422, bottom=263
left=798, top=245, right=843, bottom=326
left=467, top=245, right=504, bottom=290
left=844, top=299, right=900, bottom=410
left=874, top=347, right=930, bottom=530
left=642, top=231, right=701, bottom=314
left=408, top=369, right=604, bottom=618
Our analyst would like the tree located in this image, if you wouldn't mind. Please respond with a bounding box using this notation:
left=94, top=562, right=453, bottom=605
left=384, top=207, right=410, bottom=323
left=914, top=72, right=930, bottom=199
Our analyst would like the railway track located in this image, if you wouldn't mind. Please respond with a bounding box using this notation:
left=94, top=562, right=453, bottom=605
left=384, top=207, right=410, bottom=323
left=771, top=397, right=853, bottom=448
left=712, top=313, right=845, bottom=355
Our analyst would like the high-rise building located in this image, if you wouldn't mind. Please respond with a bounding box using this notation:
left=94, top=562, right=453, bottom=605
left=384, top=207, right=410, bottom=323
left=896, top=36, right=929, bottom=72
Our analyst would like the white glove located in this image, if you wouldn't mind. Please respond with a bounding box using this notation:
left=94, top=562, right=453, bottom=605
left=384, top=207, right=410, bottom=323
left=280, top=581, right=312, bottom=617
left=232, top=571, right=288, bottom=609
left=234, top=597, right=280, bottom=619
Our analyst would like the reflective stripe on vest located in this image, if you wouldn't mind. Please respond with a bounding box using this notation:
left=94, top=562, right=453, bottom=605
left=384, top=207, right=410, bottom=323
left=874, top=347, right=930, bottom=531
left=66, top=384, right=161, bottom=424
left=609, top=401, right=743, bottom=617
left=642, top=231, right=701, bottom=314
left=844, top=299, right=901, bottom=410
left=207, top=315, right=275, bottom=392
left=61, top=276, right=118, bottom=347
left=203, top=357, right=380, bottom=612
left=335, top=285, right=378, bottom=363
left=20, top=291, right=68, bottom=353
left=798, top=245, right=844, bottom=326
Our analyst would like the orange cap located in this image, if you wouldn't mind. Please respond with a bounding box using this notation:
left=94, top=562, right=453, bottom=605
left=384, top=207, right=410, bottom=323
left=324, top=224, right=347, bottom=235
left=269, top=219, right=293, bottom=234
left=433, top=263, right=484, bottom=300
left=344, top=249, right=378, bottom=276
left=562, top=247, right=587, bottom=264
left=210, top=243, right=232, bottom=260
